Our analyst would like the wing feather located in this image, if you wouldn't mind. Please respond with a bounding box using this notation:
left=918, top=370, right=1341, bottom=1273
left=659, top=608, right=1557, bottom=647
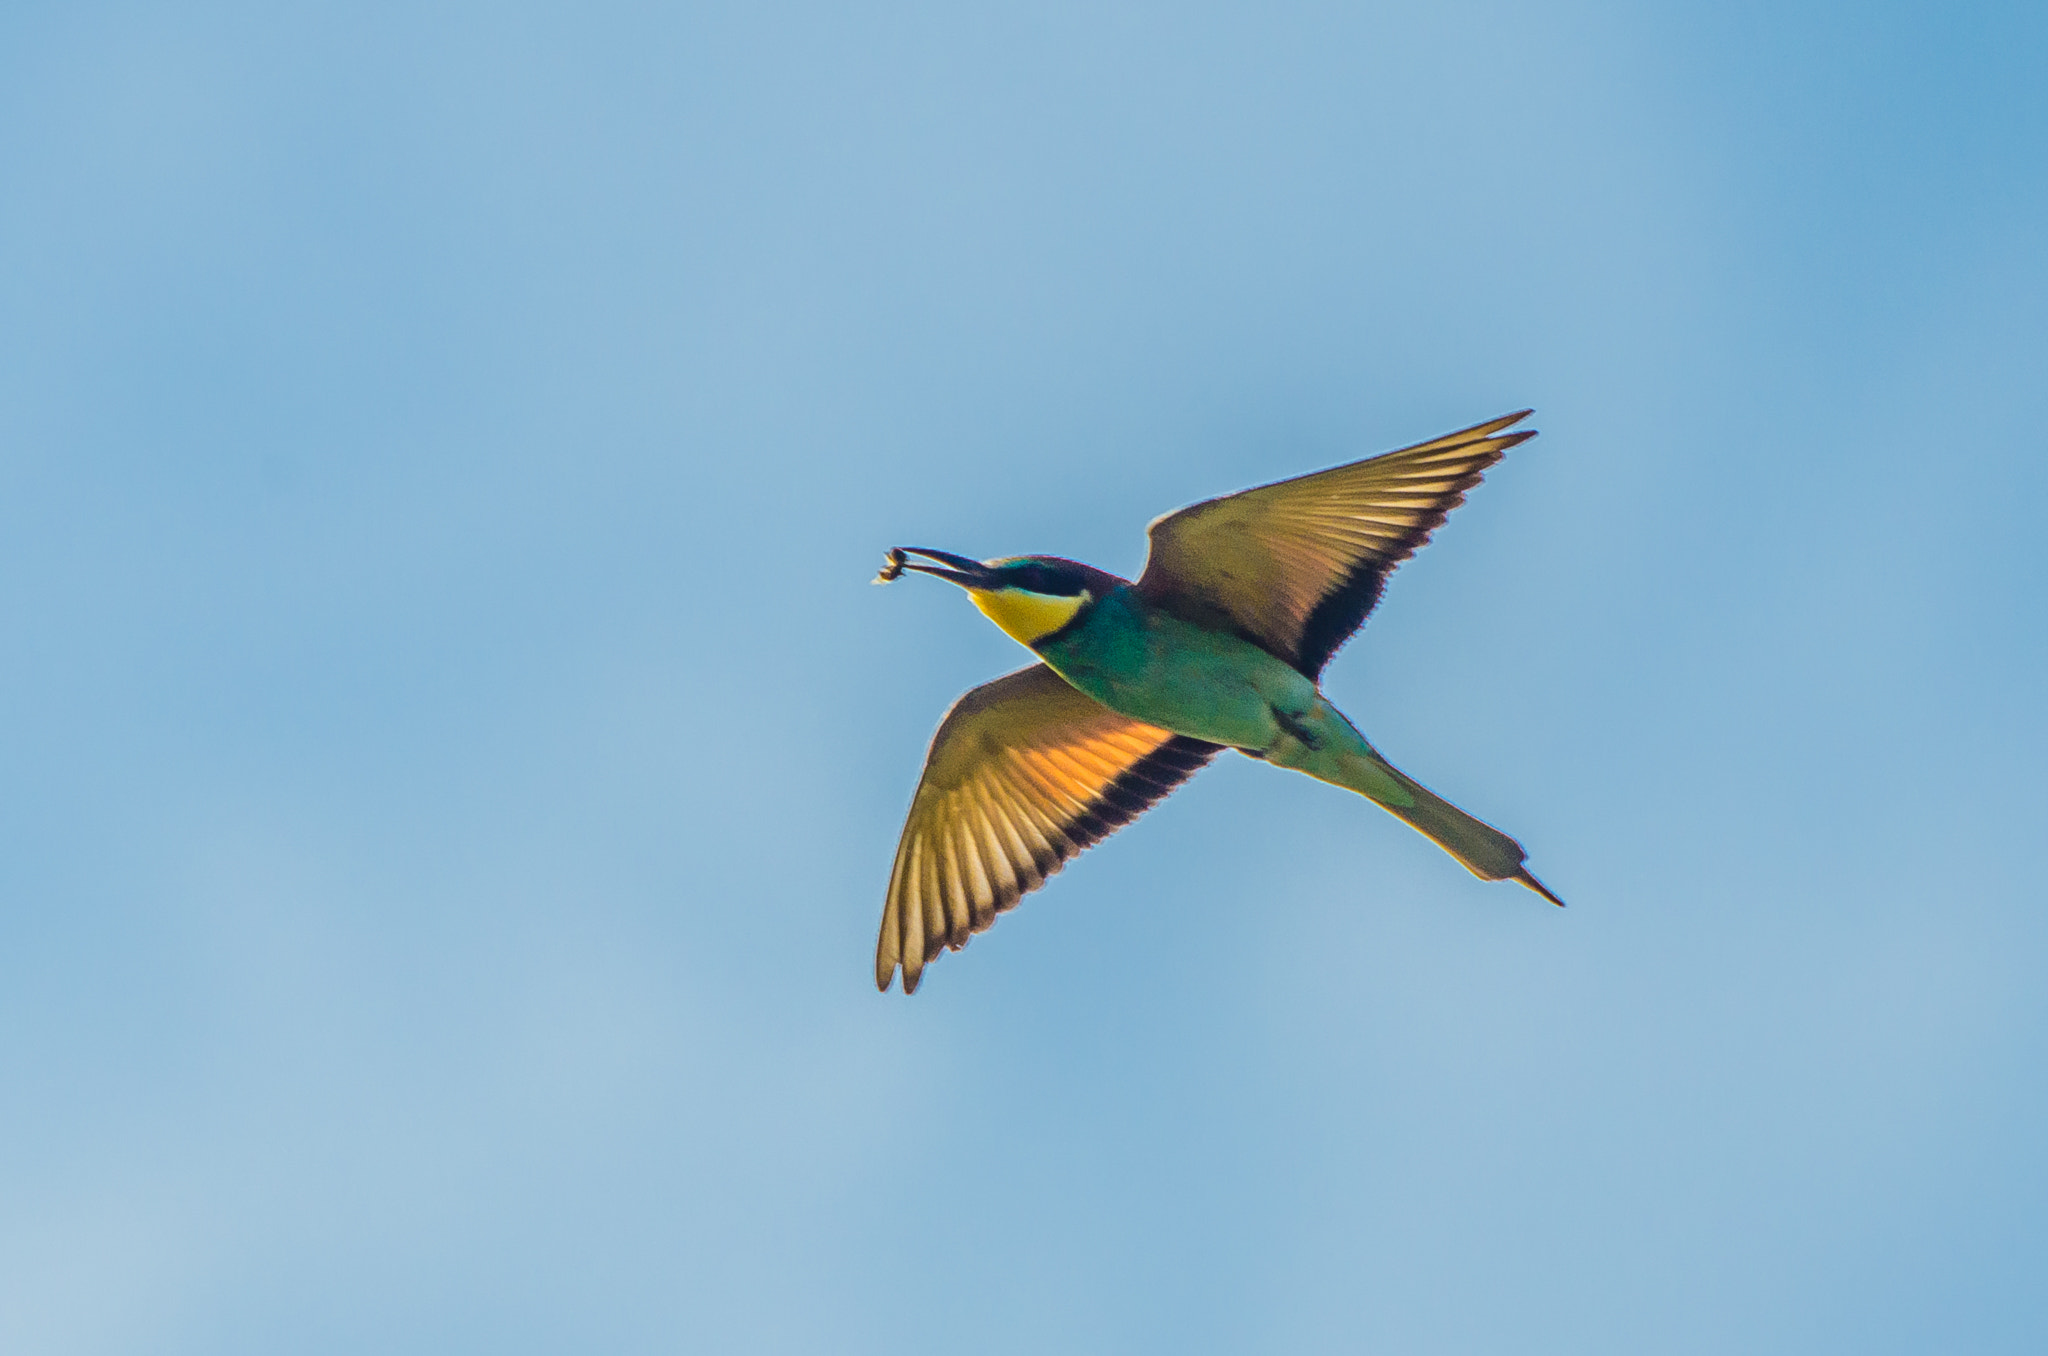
left=975, top=779, right=1046, bottom=892
left=1137, top=411, right=1536, bottom=677
left=877, top=663, right=1220, bottom=993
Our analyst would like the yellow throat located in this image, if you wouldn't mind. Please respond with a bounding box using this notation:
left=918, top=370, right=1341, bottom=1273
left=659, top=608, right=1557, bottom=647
left=969, top=586, right=1089, bottom=646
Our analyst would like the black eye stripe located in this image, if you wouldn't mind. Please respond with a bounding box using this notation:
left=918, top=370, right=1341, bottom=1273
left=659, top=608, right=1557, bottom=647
left=1001, top=563, right=1083, bottom=596
left=985, top=555, right=1122, bottom=598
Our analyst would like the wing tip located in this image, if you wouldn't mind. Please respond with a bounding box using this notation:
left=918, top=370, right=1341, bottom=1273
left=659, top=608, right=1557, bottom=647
left=1446, top=410, right=1537, bottom=456
left=1439, top=409, right=1535, bottom=445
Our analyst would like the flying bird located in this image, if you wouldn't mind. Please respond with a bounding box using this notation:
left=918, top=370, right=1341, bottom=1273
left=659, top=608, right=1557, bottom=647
left=873, top=410, right=1561, bottom=993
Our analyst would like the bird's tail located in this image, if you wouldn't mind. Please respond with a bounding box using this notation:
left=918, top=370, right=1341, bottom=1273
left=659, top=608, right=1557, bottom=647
left=1353, top=750, right=1563, bottom=904
left=1267, top=699, right=1564, bottom=906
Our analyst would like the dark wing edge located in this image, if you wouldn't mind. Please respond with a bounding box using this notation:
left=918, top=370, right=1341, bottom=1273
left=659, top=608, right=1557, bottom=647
left=1138, top=411, right=1536, bottom=678
left=874, top=683, right=1219, bottom=995
left=1296, top=420, right=1535, bottom=676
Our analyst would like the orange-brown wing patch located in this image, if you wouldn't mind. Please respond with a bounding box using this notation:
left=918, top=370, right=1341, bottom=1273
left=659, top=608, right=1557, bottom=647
left=876, top=664, right=1218, bottom=993
left=1138, top=411, right=1535, bottom=677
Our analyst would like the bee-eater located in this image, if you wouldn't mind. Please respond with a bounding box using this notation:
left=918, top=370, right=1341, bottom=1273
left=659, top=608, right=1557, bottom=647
left=873, top=410, right=1561, bottom=993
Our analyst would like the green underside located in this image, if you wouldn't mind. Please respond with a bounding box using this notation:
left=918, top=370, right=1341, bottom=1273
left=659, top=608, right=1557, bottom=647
left=1036, top=585, right=1528, bottom=882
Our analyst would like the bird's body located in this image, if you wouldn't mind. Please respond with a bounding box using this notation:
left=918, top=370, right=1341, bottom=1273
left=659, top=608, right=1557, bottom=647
left=1036, top=583, right=1535, bottom=882
left=1041, top=582, right=1315, bottom=748
left=873, top=411, right=1562, bottom=992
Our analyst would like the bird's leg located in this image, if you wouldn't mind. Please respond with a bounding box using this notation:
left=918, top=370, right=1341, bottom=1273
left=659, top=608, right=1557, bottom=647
left=1271, top=706, right=1324, bottom=751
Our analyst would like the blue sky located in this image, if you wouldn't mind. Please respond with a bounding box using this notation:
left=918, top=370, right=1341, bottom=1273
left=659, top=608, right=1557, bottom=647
left=3, top=2, right=2045, bottom=1351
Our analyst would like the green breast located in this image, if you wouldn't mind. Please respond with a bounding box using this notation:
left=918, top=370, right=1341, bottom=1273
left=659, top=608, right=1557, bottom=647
left=1036, top=586, right=1313, bottom=748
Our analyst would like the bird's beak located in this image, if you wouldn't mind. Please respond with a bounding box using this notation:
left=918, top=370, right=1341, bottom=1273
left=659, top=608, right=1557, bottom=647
left=874, top=546, right=995, bottom=589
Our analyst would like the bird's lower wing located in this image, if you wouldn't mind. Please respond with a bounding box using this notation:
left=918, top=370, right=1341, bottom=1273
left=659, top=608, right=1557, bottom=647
left=878, top=663, right=1219, bottom=993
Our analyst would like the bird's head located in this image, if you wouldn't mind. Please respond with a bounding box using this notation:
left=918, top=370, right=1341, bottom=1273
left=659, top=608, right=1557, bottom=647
left=875, top=547, right=1117, bottom=648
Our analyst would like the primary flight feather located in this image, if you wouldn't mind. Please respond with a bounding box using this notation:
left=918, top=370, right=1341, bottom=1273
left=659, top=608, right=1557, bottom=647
left=874, top=411, right=1562, bottom=993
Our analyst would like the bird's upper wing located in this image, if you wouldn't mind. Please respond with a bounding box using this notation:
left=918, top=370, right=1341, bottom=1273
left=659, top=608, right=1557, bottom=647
left=1137, top=411, right=1535, bottom=678
left=877, top=663, right=1219, bottom=993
